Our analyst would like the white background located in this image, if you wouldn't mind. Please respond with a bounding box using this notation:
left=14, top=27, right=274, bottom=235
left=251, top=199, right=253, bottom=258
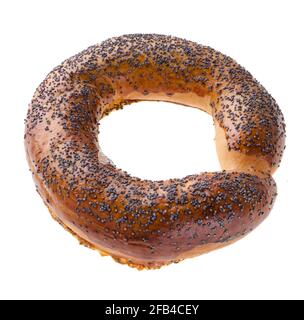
left=0, top=0, right=303, bottom=300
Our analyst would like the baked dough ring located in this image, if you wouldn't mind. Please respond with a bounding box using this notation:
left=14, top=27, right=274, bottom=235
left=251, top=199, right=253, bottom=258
left=25, top=34, right=285, bottom=269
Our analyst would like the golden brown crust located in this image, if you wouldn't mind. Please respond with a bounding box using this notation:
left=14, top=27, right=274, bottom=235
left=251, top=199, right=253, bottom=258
left=24, top=34, right=285, bottom=269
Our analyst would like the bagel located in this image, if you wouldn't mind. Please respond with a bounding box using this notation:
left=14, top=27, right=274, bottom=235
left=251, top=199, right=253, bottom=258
left=24, top=34, right=285, bottom=269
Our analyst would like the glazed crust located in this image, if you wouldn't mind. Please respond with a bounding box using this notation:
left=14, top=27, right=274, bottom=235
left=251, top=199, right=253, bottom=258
left=24, top=34, right=285, bottom=269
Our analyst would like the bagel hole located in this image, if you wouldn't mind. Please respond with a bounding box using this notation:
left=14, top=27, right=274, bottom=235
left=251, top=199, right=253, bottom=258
left=99, top=101, right=220, bottom=180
